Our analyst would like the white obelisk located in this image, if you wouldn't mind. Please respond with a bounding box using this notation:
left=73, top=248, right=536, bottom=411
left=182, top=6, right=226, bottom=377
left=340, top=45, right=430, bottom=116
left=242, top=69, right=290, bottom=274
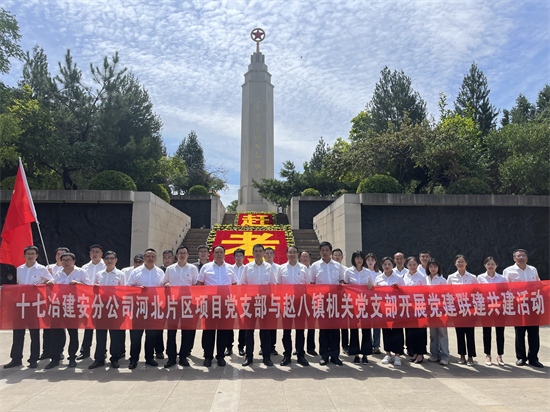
left=237, top=28, right=276, bottom=212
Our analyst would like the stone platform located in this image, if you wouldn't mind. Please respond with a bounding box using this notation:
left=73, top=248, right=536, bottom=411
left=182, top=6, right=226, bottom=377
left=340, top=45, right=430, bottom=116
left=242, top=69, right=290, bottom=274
left=0, top=327, right=548, bottom=412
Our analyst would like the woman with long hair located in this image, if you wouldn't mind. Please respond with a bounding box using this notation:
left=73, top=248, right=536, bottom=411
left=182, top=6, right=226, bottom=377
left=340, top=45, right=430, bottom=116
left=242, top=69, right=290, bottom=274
left=403, top=256, right=427, bottom=363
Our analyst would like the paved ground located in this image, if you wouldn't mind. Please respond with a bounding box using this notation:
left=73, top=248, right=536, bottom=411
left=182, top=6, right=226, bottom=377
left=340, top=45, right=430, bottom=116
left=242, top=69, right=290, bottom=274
left=0, top=327, right=548, bottom=412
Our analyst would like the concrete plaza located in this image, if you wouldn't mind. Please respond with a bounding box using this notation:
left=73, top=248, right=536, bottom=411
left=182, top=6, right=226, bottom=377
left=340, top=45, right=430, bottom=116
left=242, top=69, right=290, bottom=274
left=0, top=327, right=548, bottom=412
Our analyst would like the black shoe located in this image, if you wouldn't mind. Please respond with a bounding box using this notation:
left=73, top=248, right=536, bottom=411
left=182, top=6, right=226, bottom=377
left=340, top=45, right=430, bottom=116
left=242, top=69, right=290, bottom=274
left=111, top=361, right=120, bottom=368
left=28, top=361, right=38, bottom=369
left=529, top=360, right=544, bottom=368
left=353, top=356, right=361, bottom=365
left=224, top=348, right=233, bottom=357
left=145, top=359, right=159, bottom=367
left=320, top=358, right=328, bottom=366
left=155, top=353, right=164, bottom=360
left=271, top=350, right=279, bottom=356
left=307, top=350, right=318, bottom=356
left=129, top=361, right=138, bottom=369
left=330, top=357, right=343, bottom=366
left=280, top=356, right=291, bottom=366
left=164, top=359, right=177, bottom=368
left=204, top=358, right=212, bottom=367
left=263, top=357, right=274, bottom=366
left=3, top=360, right=22, bottom=369
left=516, top=359, right=526, bottom=366
left=259, top=350, right=263, bottom=356
left=45, top=360, right=60, bottom=369
left=39, top=352, right=50, bottom=361
left=88, top=361, right=105, bottom=369
left=218, top=358, right=226, bottom=367
left=297, top=356, right=310, bottom=366
left=238, top=348, right=245, bottom=357
left=68, top=359, right=77, bottom=368
left=242, top=357, right=253, bottom=367
left=76, top=353, right=89, bottom=361
left=179, top=358, right=190, bottom=367
left=362, top=356, right=369, bottom=365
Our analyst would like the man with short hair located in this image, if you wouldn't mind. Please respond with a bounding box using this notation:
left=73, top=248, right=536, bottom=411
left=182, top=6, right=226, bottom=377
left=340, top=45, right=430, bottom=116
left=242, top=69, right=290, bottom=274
left=197, top=245, right=237, bottom=367
left=503, top=249, right=543, bottom=368
left=226, top=248, right=246, bottom=357
left=241, top=244, right=277, bottom=367
left=77, top=244, right=106, bottom=361
left=160, top=250, right=175, bottom=272
left=89, top=251, right=125, bottom=369
left=264, top=247, right=279, bottom=356
left=4, top=246, right=53, bottom=369
left=190, top=245, right=210, bottom=355
left=126, top=248, right=165, bottom=369
left=152, top=250, right=174, bottom=360
left=332, top=248, right=349, bottom=354
left=300, top=250, right=317, bottom=356
left=46, top=253, right=91, bottom=369
left=393, top=252, right=408, bottom=276
left=163, top=246, right=198, bottom=368
left=418, top=250, right=431, bottom=276
left=278, top=245, right=310, bottom=367
left=119, top=253, right=144, bottom=358
left=310, top=241, right=346, bottom=366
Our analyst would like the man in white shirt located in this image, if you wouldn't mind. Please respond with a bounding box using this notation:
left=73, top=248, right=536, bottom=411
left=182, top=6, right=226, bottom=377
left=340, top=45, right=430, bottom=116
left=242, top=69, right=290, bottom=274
left=331, top=248, right=350, bottom=355
left=163, top=246, right=198, bottom=368
left=45, top=252, right=91, bottom=370
left=189, top=245, right=210, bottom=356
left=197, top=245, right=237, bottom=367
left=241, top=244, right=277, bottom=367
left=88, top=251, right=125, bottom=369
left=417, top=250, right=431, bottom=276
left=77, top=244, right=106, bottom=361
left=278, top=245, right=310, bottom=367
left=503, top=249, right=543, bottom=368
left=226, top=248, right=246, bottom=357
left=300, top=250, right=317, bottom=356
left=4, top=246, right=53, bottom=369
left=310, top=241, right=346, bottom=366
left=264, top=247, right=280, bottom=357
left=127, top=248, right=165, bottom=369
left=393, top=252, right=409, bottom=276
left=119, top=253, right=144, bottom=358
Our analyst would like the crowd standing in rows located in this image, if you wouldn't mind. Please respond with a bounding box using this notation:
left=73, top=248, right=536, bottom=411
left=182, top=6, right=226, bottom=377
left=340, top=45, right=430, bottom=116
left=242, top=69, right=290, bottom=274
left=3, top=243, right=543, bottom=371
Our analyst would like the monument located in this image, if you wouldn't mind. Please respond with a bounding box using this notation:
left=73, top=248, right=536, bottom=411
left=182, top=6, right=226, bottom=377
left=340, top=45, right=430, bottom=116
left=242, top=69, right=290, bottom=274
left=237, top=28, right=276, bottom=212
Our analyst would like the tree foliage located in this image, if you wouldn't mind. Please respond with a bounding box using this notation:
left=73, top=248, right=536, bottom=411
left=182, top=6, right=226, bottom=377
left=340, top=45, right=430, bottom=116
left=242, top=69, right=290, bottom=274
left=226, top=200, right=238, bottom=213
left=0, top=8, right=23, bottom=76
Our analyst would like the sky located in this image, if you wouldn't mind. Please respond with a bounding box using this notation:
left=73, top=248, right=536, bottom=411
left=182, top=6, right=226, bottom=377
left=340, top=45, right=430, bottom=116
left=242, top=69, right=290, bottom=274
left=3, top=0, right=549, bottom=206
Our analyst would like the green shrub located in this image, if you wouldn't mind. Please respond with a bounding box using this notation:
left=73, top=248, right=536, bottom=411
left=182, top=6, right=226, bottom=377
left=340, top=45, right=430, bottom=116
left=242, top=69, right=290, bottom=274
left=141, top=182, right=171, bottom=203
left=446, top=178, right=492, bottom=195
left=334, top=189, right=348, bottom=197
left=0, top=176, right=40, bottom=190
left=302, top=188, right=320, bottom=196
left=88, top=171, right=137, bottom=191
left=357, top=175, right=402, bottom=194
left=189, top=185, right=208, bottom=195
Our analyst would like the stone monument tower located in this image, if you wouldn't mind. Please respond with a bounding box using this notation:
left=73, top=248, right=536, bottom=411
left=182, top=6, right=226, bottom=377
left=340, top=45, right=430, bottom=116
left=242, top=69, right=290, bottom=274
left=237, top=28, right=276, bottom=212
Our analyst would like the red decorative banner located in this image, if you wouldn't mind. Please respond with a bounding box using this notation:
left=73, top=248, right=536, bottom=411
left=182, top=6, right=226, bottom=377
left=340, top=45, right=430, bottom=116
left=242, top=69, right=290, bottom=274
left=210, top=230, right=288, bottom=264
left=1, top=282, right=549, bottom=330
left=237, top=213, right=274, bottom=226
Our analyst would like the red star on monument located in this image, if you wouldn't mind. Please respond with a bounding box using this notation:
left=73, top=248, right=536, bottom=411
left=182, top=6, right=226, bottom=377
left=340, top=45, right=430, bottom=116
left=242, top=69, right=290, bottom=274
left=252, top=29, right=264, bottom=40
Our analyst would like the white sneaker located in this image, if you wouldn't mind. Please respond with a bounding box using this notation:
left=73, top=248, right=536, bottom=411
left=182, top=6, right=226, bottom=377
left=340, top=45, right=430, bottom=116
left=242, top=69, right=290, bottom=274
left=394, top=356, right=401, bottom=366
left=440, top=359, right=449, bottom=366
left=381, top=355, right=392, bottom=364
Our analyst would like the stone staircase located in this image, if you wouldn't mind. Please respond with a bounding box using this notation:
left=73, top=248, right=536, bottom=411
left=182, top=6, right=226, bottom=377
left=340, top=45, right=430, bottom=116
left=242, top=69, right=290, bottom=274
left=181, top=228, right=210, bottom=263
left=290, top=229, right=321, bottom=262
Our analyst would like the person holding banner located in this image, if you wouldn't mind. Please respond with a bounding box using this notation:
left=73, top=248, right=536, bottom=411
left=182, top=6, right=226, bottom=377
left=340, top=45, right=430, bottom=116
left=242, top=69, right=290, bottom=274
left=299, top=250, right=318, bottom=357
left=477, top=256, right=506, bottom=366
left=310, top=241, right=346, bottom=367
left=197, top=245, right=237, bottom=367
left=264, top=247, right=279, bottom=357
left=126, top=248, right=165, bottom=370
left=332, top=249, right=350, bottom=356
left=375, top=256, right=405, bottom=366
left=241, top=244, right=277, bottom=367
left=46, top=252, right=91, bottom=369
left=120, top=253, right=144, bottom=358
left=426, top=258, right=450, bottom=366
left=448, top=254, right=478, bottom=366
left=4, top=246, right=53, bottom=370
left=403, top=256, right=427, bottom=364
left=277, top=245, right=310, bottom=367
left=163, top=246, right=198, bottom=368
left=89, top=251, right=124, bottom=369
left=190, top=245, right=210, bottom=356
left=345, top=250, right=374, bottom=365
left=365, top=253, right=382, bottom=354
left=503, top=249, right=543, bottom=368
left=226, top=248, right=246, bottom=357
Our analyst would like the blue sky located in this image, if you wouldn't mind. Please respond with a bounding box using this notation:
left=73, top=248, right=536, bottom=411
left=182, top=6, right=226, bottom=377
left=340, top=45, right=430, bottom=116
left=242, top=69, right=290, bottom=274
left=3, top=0, right=549, bottom=206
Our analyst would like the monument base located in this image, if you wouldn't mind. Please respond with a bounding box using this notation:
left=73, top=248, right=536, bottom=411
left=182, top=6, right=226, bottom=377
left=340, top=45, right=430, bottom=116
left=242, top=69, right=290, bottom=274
left=237, top=186, right=277, bottom=212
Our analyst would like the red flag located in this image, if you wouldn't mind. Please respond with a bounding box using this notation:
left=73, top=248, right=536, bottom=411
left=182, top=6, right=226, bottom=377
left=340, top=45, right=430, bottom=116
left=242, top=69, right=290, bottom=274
left=0, top=159, right=37, bottom=267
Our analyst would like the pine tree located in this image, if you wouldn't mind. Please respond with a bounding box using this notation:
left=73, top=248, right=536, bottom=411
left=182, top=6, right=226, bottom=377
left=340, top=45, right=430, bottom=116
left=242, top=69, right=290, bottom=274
left=455, top=62, right=499, bottom=136
left=307, top=137, right=329, bottom=172
left=175, top=130, right=208, bottom=189
left=537, top=84, right=550, bottom=112
left=509, top=94, right=535, bottom=124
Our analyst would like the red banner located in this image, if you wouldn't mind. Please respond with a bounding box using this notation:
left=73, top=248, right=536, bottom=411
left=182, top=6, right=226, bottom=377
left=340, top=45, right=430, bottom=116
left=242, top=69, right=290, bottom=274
left=210, top=230, right=288, bottom=264
left=237, top=213, right=274, bottom=226
left=1, top=282, right=549, bottom=330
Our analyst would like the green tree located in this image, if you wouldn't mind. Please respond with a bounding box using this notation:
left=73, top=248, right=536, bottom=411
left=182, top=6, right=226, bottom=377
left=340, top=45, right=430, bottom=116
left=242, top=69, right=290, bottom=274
left=537, top=84, right=550, bottom=111
left=455, top=62, right=499, bottom=136
left=252, top=161, right=306, bottom=211
left=226, top=200, right=238, bottom=213
left=0, top=8, right=23, bottom=76
left=509, top=93, right=535, bottom=125
left=175, top=130, right=207, bottom=190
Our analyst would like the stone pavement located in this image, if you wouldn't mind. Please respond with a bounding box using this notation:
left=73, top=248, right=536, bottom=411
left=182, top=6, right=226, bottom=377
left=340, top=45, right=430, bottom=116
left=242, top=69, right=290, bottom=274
left=0, top=327, right=548, bottom=412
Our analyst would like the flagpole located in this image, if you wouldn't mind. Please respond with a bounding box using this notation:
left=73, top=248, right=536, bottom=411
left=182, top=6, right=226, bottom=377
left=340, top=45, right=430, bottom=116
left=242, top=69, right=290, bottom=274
left=36, top=221, right=50, bottom=268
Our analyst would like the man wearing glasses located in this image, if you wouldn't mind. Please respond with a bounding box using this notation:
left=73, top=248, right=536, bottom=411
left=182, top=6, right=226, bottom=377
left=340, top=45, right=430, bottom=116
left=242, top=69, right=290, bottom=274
left=503, top=249, right=543, bottom=368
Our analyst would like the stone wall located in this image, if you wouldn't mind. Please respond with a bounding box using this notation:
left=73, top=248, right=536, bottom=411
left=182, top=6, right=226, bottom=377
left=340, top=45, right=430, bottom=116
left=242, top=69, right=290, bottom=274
left=170, top=195, right=225, bottom=229
left=289, top=196, right=336, bottom=229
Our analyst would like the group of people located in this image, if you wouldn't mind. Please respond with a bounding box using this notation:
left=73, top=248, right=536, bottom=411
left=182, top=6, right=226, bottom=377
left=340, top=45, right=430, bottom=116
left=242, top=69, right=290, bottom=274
left=3, top=242, right=544, bottom=371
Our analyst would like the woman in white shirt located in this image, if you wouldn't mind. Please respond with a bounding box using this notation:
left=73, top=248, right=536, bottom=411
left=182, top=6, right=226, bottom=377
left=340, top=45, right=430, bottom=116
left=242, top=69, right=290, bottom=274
left=403, top=256, right=427, bottom=364
left=447, top=254, right=478, bottom=366
left=426, top=259, right=450, bottom=366
left=345, top=251, right=375, bottom=365
left=365, top=253, right=382, bottom=354
left=478, top=256, right=506, bottom=366
left=374, top=257, right=405, bottom=366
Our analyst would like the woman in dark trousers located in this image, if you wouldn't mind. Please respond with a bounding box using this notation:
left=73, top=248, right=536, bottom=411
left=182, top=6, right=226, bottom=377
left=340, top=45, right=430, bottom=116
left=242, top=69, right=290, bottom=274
left=402, top=256, right=427, bottom=363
